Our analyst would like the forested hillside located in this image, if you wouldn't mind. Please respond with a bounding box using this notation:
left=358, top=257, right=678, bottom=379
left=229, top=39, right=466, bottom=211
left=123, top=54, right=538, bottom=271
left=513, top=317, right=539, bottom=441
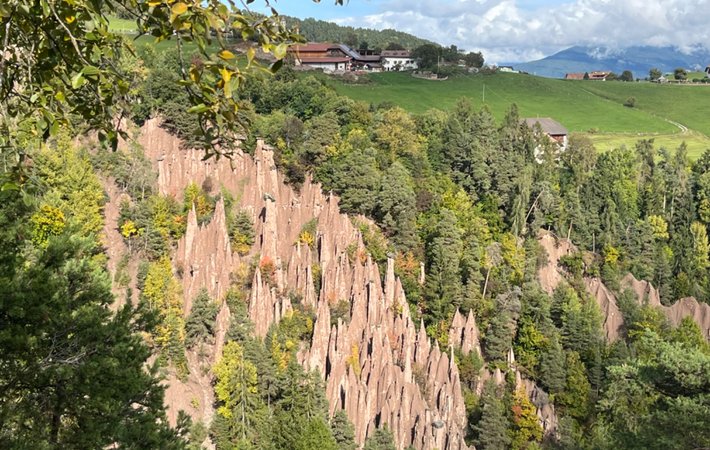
left=114, top=46, right=710, bottom=448
left=2, top=3, right=710, bottom=450
left=283, top=17, right=434, bottom=50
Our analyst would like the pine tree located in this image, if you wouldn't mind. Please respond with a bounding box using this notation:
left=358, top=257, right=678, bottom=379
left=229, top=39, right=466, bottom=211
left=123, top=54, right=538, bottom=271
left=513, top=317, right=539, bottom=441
left=538, top=334, right=566, bottom=395
left=363, top=426, right=397, bottom=450
left=474, top=380, right=512, bottom=450
left=599, top=331, right=710, bottom=449
left=230, top=210, right=255, bottom=256
left=483, top=288, right=522, bottom=364
left=689, top=222, right=710, bottom=300
left=142, top=257, right=188, bottom=374
left=424, top=209, right=463, bottom=320
left=557, top=351, right=591, bottom=421
left=213, top=341, right=267, bottom=446
left=294, top=417, right=338, bottom=450
left=185, top=288, right=220, bottom=348
left=331, top=410, right=357, bottom=450
left=374, top=162, right=419, bottom=251
left=320, top=147, right=381, bottom=216
left=0, top=194, right=182, bottom=448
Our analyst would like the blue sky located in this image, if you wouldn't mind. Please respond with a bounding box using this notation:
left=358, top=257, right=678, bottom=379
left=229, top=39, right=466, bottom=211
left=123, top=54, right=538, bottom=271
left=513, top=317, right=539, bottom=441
left=257, top=0, right=710, bottom=63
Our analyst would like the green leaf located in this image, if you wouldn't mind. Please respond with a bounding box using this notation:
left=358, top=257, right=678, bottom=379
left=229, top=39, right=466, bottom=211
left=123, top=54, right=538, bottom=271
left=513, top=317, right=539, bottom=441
left=270, top=59, right=283, bottom=73
left=71, top=73, right=86, bottom=89
left=187, top=104, right=210, bottom=114
left=40, top=0, right=50, bottom=17
left=1, top=182, right=20, bottom=192
left=273, top=43, right=288, bottom=60
left=82, top=65, right=100, bottom=76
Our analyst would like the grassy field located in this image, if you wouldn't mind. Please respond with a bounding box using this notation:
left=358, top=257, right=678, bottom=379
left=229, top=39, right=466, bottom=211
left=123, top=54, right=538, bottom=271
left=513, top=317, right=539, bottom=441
left=332, top=72, right=677, bottom=133
left=329, top=72, right=710, bottom=158
left=587, top=131, right=710, bottom=158
left=578, top=80, right=710, bottom=136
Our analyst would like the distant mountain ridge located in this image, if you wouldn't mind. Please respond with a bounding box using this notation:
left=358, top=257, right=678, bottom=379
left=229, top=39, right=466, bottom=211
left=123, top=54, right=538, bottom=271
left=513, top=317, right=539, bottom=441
left=513, top=45, right=710, bottom=79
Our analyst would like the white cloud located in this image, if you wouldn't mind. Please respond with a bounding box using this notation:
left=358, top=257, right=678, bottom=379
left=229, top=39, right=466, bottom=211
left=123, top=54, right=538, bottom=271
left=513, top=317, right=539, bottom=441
left=332, top=0, right=710, bottom=63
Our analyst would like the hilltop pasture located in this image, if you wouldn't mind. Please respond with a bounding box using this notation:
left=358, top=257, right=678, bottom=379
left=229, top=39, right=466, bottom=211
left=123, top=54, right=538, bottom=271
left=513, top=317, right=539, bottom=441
left=329, top=72, right=710, bottom=158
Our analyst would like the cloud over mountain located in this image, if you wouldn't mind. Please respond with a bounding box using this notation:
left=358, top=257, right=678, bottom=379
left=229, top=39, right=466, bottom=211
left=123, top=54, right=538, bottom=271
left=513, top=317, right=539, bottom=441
left=332, top=0, right=710, bottom=63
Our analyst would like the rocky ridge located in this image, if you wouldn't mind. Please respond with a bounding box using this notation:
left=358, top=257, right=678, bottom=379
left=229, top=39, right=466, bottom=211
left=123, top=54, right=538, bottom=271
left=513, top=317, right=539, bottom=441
left=135, top=119, right=474, bottom=449
left=537, top=231, right=710, bottom=341
left=105, top=120, right=706, bottom=448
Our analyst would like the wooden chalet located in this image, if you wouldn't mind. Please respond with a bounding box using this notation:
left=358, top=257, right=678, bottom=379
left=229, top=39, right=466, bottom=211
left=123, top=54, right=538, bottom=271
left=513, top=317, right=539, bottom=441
left=288, top=43, right=352, bottom=72
left=587, top=71, right=611, bottom=80
left=523, top=117, right=569, bottom=161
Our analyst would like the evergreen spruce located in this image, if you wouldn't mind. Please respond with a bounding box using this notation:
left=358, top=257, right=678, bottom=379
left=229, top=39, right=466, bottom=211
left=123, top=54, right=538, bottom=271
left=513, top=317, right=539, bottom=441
left=185, top=288, right=219, bottom=348
left=474, top=380, right=512, bottom=450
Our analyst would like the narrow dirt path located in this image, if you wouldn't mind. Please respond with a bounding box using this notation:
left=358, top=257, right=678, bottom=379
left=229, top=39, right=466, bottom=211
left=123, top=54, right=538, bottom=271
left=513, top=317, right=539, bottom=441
left=666, top=119, right=688, bottom=134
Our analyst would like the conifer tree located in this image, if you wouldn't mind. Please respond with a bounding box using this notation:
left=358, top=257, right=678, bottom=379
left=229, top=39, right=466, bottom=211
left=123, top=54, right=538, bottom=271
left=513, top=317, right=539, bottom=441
left=331, top=410, right=358, bottom=450
left=374, top=162, right=419, bottom=251
left=213, top=341, right=267, bottom=447
left=363, top=426, right=397, bottom=450
left=483, top=288, right=522, bottom=364
left=474, top=380, right=512, bottom=450
left=557, top=351, right=591, bottom=421
left=425, top=209, right=463, bottom=320
left=0, top=194, right=182, bottom=448
left=538, top=334, right=566, bottom=394
left=185, top=288, right=220, bottom=348
left=230, top=210, right=256, bottom=256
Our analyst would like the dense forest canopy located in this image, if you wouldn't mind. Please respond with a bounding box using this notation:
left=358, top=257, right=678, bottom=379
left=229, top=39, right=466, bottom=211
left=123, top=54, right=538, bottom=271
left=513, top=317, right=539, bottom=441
left=1, top=2, right=710, bottom=450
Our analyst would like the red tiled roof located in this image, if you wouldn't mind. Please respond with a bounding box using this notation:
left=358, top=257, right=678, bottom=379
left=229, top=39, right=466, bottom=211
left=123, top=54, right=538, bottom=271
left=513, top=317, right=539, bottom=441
left=565, top=73, right=585, bottom=80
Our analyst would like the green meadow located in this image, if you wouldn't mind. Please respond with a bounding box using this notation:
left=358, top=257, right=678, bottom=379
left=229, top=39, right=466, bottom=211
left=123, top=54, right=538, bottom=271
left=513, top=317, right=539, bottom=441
left=329, top=72, right=710, bottom=158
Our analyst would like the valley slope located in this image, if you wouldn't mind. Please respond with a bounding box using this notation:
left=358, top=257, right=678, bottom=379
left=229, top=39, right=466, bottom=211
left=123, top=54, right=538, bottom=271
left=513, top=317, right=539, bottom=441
left=330, top=71, right=710, bottom=158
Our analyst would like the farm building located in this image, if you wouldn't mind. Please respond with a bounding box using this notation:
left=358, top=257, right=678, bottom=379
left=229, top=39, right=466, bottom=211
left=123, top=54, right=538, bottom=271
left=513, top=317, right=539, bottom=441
left=587, top=71, right=611, bottom=80
left=565, top=73, right=585, bottom=80
left=381, top=50, right=418, bottom=71
left=288, top=43, right=352, bottom=72
left=338, top=45, right=383, bottom=71
left=523, top=117, right=569, bottom=161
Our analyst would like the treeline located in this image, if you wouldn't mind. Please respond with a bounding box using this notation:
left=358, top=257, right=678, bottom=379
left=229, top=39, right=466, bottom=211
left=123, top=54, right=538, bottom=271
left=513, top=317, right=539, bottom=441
left=283, top=16, right=433, bottom=51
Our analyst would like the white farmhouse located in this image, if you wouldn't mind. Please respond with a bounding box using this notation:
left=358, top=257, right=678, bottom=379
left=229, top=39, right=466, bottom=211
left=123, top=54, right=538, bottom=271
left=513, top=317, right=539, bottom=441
left=381, top=50, right=418, bottom=71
